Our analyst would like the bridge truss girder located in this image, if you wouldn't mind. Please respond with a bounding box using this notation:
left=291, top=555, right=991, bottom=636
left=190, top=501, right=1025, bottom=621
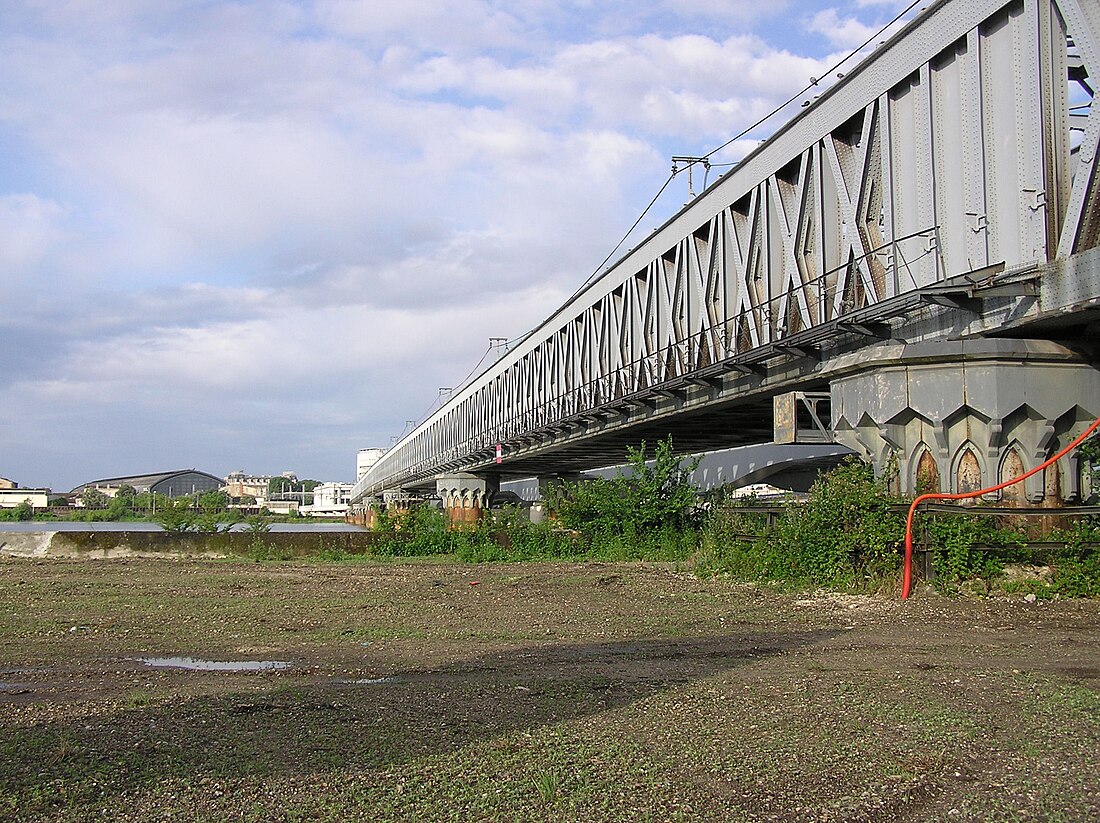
left=354, top=0, right=1100, bottom=500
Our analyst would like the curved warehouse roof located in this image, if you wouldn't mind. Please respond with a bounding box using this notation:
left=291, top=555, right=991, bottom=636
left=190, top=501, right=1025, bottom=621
left=70, top=469, right=222, bottom=498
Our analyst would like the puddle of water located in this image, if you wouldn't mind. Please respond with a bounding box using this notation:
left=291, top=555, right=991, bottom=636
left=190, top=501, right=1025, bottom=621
left=134, top=657, right=292, bottom=672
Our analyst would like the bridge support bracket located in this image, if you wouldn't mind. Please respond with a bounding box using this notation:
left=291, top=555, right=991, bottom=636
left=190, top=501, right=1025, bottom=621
left=837, top=321, right=892, bottom=339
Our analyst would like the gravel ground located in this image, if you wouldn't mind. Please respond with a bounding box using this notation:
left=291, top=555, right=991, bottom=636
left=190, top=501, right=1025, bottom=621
left=0, top=557, right=1097, bottom=821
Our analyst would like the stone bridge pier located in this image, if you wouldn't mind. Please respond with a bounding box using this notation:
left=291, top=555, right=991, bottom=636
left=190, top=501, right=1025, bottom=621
left=345, top=492, right=418, bottom=528
left=830, top=340, right=1100, bottom=502
left=382, top=490, right=416, bottom=513
left=436, top=473, right=499, bottom=527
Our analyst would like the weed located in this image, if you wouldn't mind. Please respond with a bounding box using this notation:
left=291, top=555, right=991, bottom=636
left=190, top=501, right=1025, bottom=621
left=244, top=514, right=272, bottom=535
left=45, top=733, right=77, bottom=767
left=125, top=689, right=153, bottom=708
left=246, top=538, right=293, bottom=562
left=312, top=535, right=356, bottom=562
left=532, top=769, right=560, bottom=803
left=923, top=515, right=1100, bottom=597
left=316, top=545, right=354, bottom=562
left=1047, top=521, right=1100, bottom=597
left=924, top=513, right=1016, bottom=592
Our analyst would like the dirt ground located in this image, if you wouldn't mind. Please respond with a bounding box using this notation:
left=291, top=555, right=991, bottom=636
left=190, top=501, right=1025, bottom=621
left=1, top=557, right=1098, bottom=821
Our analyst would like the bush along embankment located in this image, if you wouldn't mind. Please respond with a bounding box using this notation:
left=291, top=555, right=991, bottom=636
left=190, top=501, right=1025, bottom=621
left=695, top=455, right=1100, bottom=597
left=916, top=512, right=1100, bottom=598
left=356, top=438, right=703, bottom=564
left=695, top=458, right=905, bottom=591
left=348, top=437, right=1100, bottom=597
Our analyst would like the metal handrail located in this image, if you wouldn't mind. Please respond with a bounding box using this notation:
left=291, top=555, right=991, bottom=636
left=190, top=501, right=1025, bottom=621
left=362, top=227, right=948, bottom=494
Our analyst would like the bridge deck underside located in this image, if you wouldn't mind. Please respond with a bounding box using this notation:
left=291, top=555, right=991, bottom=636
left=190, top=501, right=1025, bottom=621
left=410, top=395, right=784, bottom=489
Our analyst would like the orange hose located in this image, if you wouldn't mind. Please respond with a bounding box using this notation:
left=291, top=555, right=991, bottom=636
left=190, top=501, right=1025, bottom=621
left=901, top=415, right=1100, bottom=599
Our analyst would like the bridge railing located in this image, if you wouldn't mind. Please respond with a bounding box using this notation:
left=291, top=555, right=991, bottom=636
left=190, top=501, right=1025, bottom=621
left=357, top=0, right=1098, bottom=499
left=361, top=227, right=947, bottom=493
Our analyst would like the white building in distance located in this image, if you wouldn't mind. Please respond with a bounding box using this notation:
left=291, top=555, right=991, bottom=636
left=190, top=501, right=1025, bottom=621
left=300, top=482, right=353, bottom=517
left=356, top=448, right=385, bottom=482
left=0, top=488, right=50, bottom=509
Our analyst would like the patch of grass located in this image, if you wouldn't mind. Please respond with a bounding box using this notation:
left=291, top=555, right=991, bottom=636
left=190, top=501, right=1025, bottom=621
left=334, top=626, right=429, bottom=641
left=531, top=768, right=560, bottom=803
left=125, top=689, right=153, bottom=708
left=1, top=559, right=1097, bottom=821
left=1030, top=680, right=1100, bottom=719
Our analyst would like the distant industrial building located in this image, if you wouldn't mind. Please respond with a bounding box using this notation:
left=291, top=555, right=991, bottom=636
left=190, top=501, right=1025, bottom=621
left=0, top=476, right=15, bottom=490
left=70, top=469, right=222, bottom=500
left=0, top=488, right=50, bottom=509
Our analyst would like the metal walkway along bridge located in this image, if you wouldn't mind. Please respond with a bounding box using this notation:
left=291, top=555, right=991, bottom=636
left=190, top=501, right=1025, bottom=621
left=352, top=0, right=1100, bottom=519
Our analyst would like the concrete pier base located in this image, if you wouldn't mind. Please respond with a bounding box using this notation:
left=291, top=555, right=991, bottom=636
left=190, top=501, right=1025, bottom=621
left=436, top=473, right=499, bottom=527
left=345, top=503, right=380, bottom=529
left=830, top=340, right=1100, bottom=501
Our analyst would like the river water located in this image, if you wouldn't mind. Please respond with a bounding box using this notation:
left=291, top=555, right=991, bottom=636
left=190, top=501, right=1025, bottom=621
left=0, top=521, right=365, bottom=533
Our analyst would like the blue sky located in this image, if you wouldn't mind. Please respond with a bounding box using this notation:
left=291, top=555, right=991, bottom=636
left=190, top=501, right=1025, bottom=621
left=0, top=0, right=911, bottom=491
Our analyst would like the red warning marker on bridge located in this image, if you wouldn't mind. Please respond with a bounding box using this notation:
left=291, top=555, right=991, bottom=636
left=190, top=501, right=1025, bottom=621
left=495, top=443, right=502, bottom=464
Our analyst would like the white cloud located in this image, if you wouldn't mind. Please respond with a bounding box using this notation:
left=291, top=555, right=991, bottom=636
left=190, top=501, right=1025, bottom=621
left=0, top=0, right=895, bottom=489
left=0, top=193, right=69, bottom=273
left=659, top=0, right=790, bottom=19
left=394, top=32, right=832, bottom=141
left=806, top=8, right=884, bottom=50
left=314, top=0, right=523, bottom=53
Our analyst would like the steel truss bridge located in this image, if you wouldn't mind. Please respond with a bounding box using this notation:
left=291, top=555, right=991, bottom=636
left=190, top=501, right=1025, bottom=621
left=353, top=0, right=1100, bottom=502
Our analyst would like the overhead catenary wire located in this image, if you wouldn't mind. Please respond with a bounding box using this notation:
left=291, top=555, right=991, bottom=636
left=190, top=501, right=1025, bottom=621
left=402, top=0, right=926, bottom=438
left=397, top=342, right=497, bottom=437
left=513, top=0, right=925, bottom=342
left=698, top=0, right=923, bottom=165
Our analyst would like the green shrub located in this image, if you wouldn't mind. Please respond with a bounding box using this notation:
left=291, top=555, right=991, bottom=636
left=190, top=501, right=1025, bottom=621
left=244, top=514, right=272, bottom=535
left=697, top=458, right=904, bottom=589
left=923, top=513, right=1017, bottom=592
left=1050, top=551, right=1100, bottom=597
left=773, top=459, right=902, bottom=587
left=155, top=499, right=195, bottom=533
left=917, top=512, right=1100, bottom=597
left=369, top=505, right=457, bottom=557
left=696, top=492, right=780, bottom=580
left=1036, top=520, right=1100, bottom=598
left=0, top=501, right=35, bottom=522
left=549, top=437, right=700, bottom=534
